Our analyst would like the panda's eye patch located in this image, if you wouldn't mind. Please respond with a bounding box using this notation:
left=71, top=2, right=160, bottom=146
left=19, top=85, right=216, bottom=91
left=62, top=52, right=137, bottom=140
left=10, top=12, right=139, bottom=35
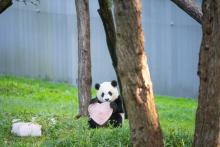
left=101, top=93, right=104, bottom=97
left=108, top=91, right=112, bottom=96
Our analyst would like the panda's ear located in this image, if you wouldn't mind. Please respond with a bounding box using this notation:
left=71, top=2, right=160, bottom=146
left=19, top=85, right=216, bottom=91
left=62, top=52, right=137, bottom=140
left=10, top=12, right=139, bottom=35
left=111, top=80, right=117, bottom=87
left=95, top=83, right=100, bottom=90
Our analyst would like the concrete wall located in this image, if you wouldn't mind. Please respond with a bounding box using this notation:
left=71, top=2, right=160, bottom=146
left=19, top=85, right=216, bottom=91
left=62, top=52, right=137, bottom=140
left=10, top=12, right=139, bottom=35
left=0, top=0, right=202, bottom=98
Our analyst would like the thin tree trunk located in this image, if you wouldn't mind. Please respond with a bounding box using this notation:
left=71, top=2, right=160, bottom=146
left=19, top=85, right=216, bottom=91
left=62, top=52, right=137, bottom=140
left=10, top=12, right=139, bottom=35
left=75, top=0, right=91, bottom=117
left=193, top=0, right=220, bottom=146
left=0, top=0, right=12, bottom=14
left=113, top=0, right=163, bottom=146
left=170, top=0, right=202, bottom=24
left=97, top=0, right=128, bottom=119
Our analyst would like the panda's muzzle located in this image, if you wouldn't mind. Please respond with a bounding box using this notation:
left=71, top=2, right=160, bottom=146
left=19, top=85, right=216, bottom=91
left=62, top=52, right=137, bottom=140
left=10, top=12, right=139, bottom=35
left=105, top=98, right=109, bottom=101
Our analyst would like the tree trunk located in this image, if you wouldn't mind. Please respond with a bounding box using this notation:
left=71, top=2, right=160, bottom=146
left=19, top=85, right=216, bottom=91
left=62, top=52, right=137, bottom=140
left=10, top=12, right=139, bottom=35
left=113, top=0, right=163, bottom=146
left=170, top=0, right=202, bottom=24
left=97, top=0, right=128, bottom=119
left=193, top=0, right=220, bottom=146
left=0, top=0, right=12, bottom=14
left=75, top=0, right=91, bottom=117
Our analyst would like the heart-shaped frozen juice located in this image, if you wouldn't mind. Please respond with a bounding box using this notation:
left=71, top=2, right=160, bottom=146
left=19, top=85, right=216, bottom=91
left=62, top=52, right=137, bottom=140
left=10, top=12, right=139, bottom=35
left=88, top=102, right=113, bottom=125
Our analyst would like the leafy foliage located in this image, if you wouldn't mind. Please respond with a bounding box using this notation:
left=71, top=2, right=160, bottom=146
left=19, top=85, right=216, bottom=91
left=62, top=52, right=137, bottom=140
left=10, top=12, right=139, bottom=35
left=14, top=0, right=40, bottom=6
left=0, top=76, right=196, bottom=146
left=107, top=0, right=113, bottom=8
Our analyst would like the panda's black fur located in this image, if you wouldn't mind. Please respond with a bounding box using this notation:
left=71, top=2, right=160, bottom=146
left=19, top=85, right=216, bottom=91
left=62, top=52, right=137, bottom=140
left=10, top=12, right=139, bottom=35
left=88, top=81, right=124, bottom=128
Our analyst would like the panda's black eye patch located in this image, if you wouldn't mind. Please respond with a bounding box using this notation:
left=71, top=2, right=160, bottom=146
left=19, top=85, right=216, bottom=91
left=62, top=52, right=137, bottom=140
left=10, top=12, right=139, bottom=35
left=108, top=91, right=112, bottom=96
left=101, top=93, right=104, bottom=97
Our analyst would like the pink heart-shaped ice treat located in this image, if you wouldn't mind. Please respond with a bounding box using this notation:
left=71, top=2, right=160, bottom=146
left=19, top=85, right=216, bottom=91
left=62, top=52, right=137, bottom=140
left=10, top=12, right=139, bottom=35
left=88, top=102, right=113, bottom=125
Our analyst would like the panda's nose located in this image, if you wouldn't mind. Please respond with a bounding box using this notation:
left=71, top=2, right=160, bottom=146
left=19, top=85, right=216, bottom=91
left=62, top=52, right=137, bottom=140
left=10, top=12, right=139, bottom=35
left=105, top=98, right=109, bottom=101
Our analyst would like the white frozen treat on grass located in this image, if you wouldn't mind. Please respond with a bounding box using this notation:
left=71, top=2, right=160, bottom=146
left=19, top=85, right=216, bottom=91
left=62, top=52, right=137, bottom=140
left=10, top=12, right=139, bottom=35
left=12, top=119, right=21, bottom=123
left=11, top=122, right=42, bottom=137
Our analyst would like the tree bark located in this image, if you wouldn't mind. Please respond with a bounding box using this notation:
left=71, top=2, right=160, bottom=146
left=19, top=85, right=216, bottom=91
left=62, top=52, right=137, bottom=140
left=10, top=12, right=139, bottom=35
left=113, top=0, right=163, bottom=146
left=97, top=0, right=117, bottom=69
left=0, top=0, right=12, bottom=14
left=75, top=0, right=91, bottom=117
left=97, top=0, right=128, bottom=119
left=170, top=0, right=202, bottom=24
left=193, top=0, right=220, bottom=146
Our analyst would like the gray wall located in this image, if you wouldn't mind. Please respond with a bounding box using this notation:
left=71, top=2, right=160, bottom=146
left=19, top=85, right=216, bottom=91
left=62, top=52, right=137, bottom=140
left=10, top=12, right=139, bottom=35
left=0, top=0, right=202, bottom=98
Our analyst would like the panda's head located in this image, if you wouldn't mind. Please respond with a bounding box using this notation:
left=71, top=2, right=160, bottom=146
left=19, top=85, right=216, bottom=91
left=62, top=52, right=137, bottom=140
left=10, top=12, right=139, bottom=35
left=95, top=80, right=119, bottom=103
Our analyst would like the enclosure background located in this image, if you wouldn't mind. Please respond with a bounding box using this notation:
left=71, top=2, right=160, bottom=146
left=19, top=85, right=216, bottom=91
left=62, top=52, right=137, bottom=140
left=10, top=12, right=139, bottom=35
left=0, top=0, right=202, bottom=98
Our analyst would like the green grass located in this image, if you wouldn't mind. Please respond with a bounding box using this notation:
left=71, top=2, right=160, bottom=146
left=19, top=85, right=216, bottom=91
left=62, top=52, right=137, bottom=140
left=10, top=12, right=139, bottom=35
left=0, top=76, right=197, bottom=147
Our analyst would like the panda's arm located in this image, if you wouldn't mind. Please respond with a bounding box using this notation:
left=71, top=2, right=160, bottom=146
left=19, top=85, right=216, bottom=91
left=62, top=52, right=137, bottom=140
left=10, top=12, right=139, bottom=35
left=89, top=97, right=98, bottom=104
left=110, top=96, right=124, bottom=113
left=116, top=96, right=124, bottom=113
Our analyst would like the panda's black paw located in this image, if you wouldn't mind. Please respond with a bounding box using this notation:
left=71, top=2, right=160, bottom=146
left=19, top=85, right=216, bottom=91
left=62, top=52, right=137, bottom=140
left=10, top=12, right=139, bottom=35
left=110, top=102, right=118, bottom=112
left=88, top=118, right=99, bottom=129
left=90, top=98, right=98, bottom=104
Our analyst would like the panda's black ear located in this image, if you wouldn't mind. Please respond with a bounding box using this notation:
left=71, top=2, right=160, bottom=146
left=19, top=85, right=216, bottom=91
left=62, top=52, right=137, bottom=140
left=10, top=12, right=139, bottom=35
left=111, top=80, right=117, bottom=87
left=95, top=83, right=100, bottom=90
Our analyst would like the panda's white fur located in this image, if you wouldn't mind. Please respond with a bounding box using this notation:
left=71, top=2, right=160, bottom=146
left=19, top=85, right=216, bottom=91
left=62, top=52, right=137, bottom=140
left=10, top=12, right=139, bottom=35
left=96, top=82, right=119, bottom=103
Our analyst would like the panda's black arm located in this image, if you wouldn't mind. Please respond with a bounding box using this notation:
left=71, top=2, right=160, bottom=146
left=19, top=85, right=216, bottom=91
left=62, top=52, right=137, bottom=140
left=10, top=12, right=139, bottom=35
left=111, top=96, right=124, bottom=113
left=116, top=96, right=124, bottom=113
left=89, top=97, right=98, bottom=104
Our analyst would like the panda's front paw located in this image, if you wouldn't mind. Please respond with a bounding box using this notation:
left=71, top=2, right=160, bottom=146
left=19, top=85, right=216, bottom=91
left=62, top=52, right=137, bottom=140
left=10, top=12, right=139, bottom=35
left=110, top=102, right=118, bottom=112
left=90, top=98, right=98, bottom=104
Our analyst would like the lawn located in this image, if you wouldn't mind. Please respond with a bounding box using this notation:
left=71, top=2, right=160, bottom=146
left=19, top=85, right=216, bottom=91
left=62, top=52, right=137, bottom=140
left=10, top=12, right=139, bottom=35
left=0, top=76, right=197, bottom=147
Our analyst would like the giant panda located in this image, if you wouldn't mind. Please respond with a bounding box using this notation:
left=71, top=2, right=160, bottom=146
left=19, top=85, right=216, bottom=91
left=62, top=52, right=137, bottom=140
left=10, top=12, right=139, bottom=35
left=88, top=80, right=124, bottom=128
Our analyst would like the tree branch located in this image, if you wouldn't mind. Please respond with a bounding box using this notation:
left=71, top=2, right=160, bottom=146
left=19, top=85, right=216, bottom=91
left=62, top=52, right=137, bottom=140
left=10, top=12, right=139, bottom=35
left=97, top=0, right=117, bottom=67
left=170, top=0, right=202, bottom=24
left=14, top=0, right=40, bottom=6
left=0, top=0, right=12, bottom=14
left=97, top=0, right=128, bottom=118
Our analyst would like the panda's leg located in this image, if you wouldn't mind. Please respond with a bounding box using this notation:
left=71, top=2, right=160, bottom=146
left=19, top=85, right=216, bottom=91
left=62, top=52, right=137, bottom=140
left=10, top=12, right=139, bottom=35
left=109, top=113, right=123, bottom=128
left=88, top=118, right=99, bottom=129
